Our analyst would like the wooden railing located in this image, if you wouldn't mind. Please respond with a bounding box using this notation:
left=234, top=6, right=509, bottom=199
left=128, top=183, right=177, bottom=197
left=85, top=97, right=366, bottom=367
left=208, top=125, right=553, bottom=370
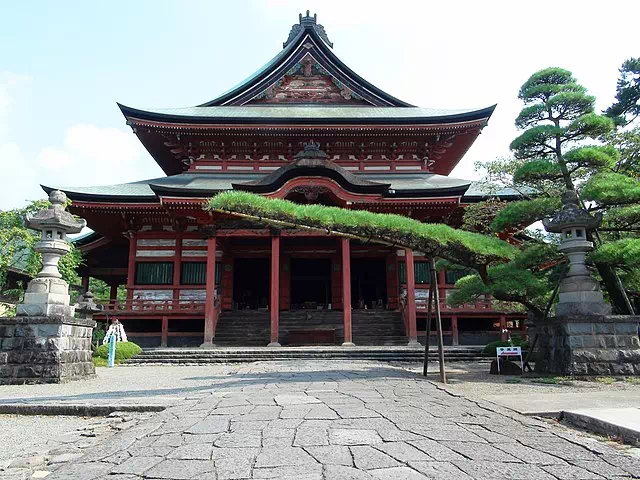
left=98, top=299, right=206, bottom=314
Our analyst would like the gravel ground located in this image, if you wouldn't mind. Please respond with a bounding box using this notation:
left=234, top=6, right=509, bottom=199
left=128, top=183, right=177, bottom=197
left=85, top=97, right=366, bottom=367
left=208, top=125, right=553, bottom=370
left=0, top=414, right=95, bottom=463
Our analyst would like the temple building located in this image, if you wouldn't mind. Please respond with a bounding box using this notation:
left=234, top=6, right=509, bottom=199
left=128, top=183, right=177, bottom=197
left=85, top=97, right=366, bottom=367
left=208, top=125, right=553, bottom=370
left=47, top=12, right=525, bottom=348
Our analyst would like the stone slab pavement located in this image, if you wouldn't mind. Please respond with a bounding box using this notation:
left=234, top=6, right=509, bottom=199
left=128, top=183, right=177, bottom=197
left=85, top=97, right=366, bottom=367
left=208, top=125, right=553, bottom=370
left=562, top=408, right=640, bottom=445
left=5, top=360, right=638, bottom=479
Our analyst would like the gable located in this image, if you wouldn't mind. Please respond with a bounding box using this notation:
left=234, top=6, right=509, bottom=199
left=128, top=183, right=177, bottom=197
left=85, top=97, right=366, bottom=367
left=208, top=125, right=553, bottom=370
left=246, top=53, right=372, bottom=105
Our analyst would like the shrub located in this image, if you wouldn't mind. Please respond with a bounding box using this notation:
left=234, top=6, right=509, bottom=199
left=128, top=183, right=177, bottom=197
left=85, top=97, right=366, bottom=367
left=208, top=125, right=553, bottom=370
left=483, top=339, right=529, bottom=356
left=93, top=341, right=142, bottom=361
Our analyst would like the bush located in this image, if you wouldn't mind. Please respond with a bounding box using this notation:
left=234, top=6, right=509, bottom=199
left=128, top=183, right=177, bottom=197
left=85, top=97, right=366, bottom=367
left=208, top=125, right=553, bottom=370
left=93, top=341, right=142, bottom=361
left=483, top=339, right=529, bottom=356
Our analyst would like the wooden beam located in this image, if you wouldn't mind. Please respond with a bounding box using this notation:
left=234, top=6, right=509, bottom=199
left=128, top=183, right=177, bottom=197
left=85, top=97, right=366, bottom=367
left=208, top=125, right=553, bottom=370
left=268, top=234, right=281, bottom=347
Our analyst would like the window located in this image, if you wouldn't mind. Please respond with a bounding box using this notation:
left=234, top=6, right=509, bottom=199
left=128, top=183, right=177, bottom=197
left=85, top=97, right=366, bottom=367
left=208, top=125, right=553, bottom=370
left=180, top=262, right=222, bottom=285
left=445, top=269, right=471, bottom=285
left=398, top=261, right=430, bottom=284
left=135, top=262, right=173, bottom=285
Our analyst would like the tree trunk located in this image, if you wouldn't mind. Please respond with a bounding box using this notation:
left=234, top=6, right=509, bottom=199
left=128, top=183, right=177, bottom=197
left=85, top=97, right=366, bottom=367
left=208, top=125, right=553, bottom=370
left=596, top=262, right=633, bottom=314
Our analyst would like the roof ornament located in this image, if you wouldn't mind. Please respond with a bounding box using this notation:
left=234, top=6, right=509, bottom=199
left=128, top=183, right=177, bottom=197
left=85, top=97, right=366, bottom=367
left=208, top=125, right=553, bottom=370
left=295, top=140, right=328, bottom=159
left=283, top=11, right=333, bottom=49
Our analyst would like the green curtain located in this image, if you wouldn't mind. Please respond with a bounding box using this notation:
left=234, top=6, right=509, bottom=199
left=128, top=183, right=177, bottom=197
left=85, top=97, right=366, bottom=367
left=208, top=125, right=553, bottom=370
left=135, top=262, right=174, bottom=285
left=398, top=261, right=430, bottom=284
left=180, top=262, right=222, bottom=285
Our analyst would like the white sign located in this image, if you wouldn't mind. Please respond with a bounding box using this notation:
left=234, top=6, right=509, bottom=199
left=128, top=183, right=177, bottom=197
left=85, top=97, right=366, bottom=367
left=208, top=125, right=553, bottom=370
left=496, top=346, right=523, bottom=373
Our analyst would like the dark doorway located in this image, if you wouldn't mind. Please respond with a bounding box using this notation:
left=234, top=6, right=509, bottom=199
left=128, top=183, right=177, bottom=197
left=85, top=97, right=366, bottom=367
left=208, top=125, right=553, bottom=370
left=233, top=258, right=269, bottom=309
left=290, top=258, right=331, bottom=308
left=351, top=258, right=387, bottom=309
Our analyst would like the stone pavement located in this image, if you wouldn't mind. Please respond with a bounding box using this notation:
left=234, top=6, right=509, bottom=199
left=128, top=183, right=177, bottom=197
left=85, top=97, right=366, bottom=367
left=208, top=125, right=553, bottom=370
left=2, top=361, right=640, bottom=479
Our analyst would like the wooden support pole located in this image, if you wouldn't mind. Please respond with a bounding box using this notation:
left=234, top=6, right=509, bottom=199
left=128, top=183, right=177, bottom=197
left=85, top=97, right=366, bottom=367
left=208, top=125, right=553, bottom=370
left=500, top=314, right=507, bottom=341
left=341, top=238, right=354, bottom=346
left=161, top=316, right=169, bottom=348
left=422, top=278, right=434, bottom=377
left=202, top=235, right=217, bottom=347
left=268, top=233, right=281, bottom=347
left=451, top=314, right=459, bottom=346
left=430, top=257, right=447, bottom=384
left=406, top=250, right=419, bottom=347
left=109, top=284, right=118, bottom=302
left=81, top=276, right=90, bottom=293
left=126, top=232, right=136, bottom=300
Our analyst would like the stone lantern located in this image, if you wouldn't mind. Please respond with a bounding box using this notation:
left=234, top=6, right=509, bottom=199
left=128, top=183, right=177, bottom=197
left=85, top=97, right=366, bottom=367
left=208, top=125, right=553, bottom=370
left=542, top=190, right=610, bottom=317
left=16, top=190, right=86, bottom=317
left=535, top=190, right=640, bottom=376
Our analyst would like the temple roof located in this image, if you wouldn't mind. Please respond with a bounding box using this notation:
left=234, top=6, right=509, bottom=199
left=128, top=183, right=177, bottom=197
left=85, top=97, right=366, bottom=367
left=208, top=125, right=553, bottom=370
left=43, top=171, right=477, bottom=202
left=119, top=105, right=496, bottom=126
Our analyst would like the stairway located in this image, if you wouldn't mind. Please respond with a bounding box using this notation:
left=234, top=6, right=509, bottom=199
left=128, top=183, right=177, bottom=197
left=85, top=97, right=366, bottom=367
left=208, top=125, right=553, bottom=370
left=213, top=309, right=408, bottom=347
left=124, top=345, right=488, bottom=365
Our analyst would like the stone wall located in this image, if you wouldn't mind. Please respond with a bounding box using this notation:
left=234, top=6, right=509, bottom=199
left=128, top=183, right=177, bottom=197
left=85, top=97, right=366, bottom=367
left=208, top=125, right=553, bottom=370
left=534, top=315, right=640, bottom=375
left=0, top=315, right=95, bottom=384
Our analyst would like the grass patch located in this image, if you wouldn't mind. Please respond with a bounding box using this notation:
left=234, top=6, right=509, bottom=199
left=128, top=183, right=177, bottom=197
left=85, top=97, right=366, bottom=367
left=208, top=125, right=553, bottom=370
left=505, top=378, right=522, bottom=384
left=206, top=191, right=515, bottom=267
left=625, top=376, right=640, bottom=384
left=594, top=377, right=617, bottom=385
left=531, top=376, right=573, bottom=385
left=93, top=357, right=109, bottom=367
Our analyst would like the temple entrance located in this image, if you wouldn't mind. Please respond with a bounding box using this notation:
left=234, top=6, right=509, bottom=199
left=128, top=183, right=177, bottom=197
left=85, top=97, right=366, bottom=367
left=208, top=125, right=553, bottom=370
left=233, top=258, right=269, bottom=309
left=290, top=258, right=332, bottom=309
left=351, top=258, right=387, bottom=309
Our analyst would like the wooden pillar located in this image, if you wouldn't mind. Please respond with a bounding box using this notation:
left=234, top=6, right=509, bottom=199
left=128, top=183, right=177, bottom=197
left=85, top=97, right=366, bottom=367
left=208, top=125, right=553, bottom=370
left=451, top=315, right=459, bottom=346
left=126, top=232, right=137, bottom=300
left=269, top=233, right=281, bottom=346
left=406, top=249, right=419, bottom=346
left=202, top=234, right=217, bottom=347
left=500, top=314, right=507, bottom=341
left=173, top=234, right=183, bottom=304
left=341, top=238, right=354, bottom=346
left=161, top=316, right=169, bottom=348
left=81, top=276, right=89, bottom=293
left=109, top=284, right=118, bottom=302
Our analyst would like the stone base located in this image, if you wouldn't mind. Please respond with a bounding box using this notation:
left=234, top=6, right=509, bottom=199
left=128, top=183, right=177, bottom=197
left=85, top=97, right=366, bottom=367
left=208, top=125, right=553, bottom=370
left=0, top=315, right=96, bottom=384
left=534, top=314, right=640, bottom=376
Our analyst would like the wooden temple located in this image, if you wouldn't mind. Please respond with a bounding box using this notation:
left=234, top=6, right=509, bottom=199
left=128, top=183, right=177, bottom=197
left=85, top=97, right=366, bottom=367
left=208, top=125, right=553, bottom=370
left=46, top=12, right=525, bottom=348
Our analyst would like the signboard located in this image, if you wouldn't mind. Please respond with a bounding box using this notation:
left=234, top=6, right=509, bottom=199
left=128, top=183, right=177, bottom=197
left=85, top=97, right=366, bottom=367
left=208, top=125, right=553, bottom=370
left=496, top=346, right=524, bottom=373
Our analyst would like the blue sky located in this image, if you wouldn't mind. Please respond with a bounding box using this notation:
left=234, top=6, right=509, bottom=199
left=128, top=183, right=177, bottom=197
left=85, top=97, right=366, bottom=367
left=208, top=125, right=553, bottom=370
left=1, top=0, right=638, bottom=209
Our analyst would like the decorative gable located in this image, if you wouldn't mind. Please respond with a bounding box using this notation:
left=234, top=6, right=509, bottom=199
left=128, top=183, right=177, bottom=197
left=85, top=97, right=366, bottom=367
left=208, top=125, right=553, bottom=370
left=247, top=53, right=372, bottom=105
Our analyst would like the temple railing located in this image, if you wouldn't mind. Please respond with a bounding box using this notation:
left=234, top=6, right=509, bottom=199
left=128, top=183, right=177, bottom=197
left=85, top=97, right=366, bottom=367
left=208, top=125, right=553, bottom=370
left=97, top=299, right=206, bottom=315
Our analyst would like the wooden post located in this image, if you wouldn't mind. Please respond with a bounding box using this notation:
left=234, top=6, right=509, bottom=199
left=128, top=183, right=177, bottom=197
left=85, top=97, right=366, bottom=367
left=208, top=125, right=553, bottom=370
left=126, top=232, right=136, bottom=300
left=422, top=279, right=434, bottom=377
left=202, top=234, right=217, bottom=347
left=109, top=284, right=118, bottom=302
left=406, top=250, right=419, bottom=347
left=500, top=314, right=507, bottom=341
left=451, top=315, right=459, bottom=346
left=268, top=233, right=281, bottom=347
left=173, top=233, right=182, bottom=304
left=81, top=276, right=90, bottom=293
left=341, top=238, right=354, bottom=346
left=161, top=316, right=169, bottom=348
left=430, top=257, right=447, bottom=384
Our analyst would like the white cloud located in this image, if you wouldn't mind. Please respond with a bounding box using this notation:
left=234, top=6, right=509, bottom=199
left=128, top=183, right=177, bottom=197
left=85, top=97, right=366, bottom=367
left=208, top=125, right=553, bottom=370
left=37, top=147, right=72, bottom=170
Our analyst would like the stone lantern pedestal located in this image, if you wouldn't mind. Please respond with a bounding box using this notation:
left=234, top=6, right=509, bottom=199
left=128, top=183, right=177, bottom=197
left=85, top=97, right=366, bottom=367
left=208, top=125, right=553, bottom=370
left=534, top=191, right=640, bottom=375
left=0, top=190, right=98, bottom=384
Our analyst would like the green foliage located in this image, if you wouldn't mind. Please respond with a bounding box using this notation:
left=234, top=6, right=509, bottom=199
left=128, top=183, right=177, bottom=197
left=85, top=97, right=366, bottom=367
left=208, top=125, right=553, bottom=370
left=206, top=191, right=515, bottom=268
left=509, top=125, right=564, bottom=158
left=491, top=197, right=561, bottom=232
left=460, top=199, right=509, bottom=234
left=92, top=325, right=106, bottom=346
left=565, top=112, right=613, bottom=139
left=605, top=57, right=640, bottom=125
left=604, top=127, right=640, bottom=177
left=563, top=145, right=618, bottom=170
left=581, top=172, right=640, bottom=206
left=89, top=278, right=127, bottom=303
left=590, top=239, right=640, bottom=267
left=483, top=340, right=529, bottom=356
left=93, top=341, right=142, bottom=361
left=513, top=160, right=562, bottom=183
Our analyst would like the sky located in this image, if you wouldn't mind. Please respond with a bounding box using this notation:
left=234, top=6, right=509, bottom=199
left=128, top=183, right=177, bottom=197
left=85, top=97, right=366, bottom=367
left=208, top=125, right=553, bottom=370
left=1, top=0, right=638, bottom=210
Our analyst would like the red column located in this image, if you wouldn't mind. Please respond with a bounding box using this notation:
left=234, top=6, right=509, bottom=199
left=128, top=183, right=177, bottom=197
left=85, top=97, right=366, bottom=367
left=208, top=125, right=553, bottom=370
left=406, top=249, right=419, bottom=346
left=109, top=284, right=118, bottom=302
left=202, top=235, right=217, bottom=347
left=161, top=316, right=169, bottom=348
left=268, top=234, right=281, bottom=346
left=500, top=314, right=507, bottom=342
left=341, top=238, right=354, bottom=346
left=126, top=232, right=136, bottom=300
left=451, top=315, right=459, bottom=346
left=81, top=276, right=90, bottom=293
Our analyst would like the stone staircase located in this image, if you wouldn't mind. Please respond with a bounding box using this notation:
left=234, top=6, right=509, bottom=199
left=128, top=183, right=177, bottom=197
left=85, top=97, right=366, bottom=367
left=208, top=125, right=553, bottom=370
left=212, top=309, right=408, bottom=347
left=124, top=345, right=487, bottom=365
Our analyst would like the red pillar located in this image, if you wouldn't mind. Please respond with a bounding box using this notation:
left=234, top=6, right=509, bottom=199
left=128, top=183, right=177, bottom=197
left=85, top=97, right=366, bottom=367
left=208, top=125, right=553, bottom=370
left=126, top=232, right=136, bottom=300
left=161, top=316, right=169, bottom=348
left=451, top=315, right=459, bottom=346
left=406, top=249, right=419, bottom=346
left=341, top=238, right=354, bottom=346
left=269, top=234, right=281, bottom=346
left=202, top=235, right=217, bottom=347
left=109, top=284, right=118, bottom=302
left=81, top=276, right=89, bottom=293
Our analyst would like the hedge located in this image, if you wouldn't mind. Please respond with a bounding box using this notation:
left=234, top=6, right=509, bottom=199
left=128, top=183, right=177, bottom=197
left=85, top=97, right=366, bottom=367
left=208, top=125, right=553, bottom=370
left=483, top=340, right=529, bottom=357
left=93, top=341, right=142, bottom=361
